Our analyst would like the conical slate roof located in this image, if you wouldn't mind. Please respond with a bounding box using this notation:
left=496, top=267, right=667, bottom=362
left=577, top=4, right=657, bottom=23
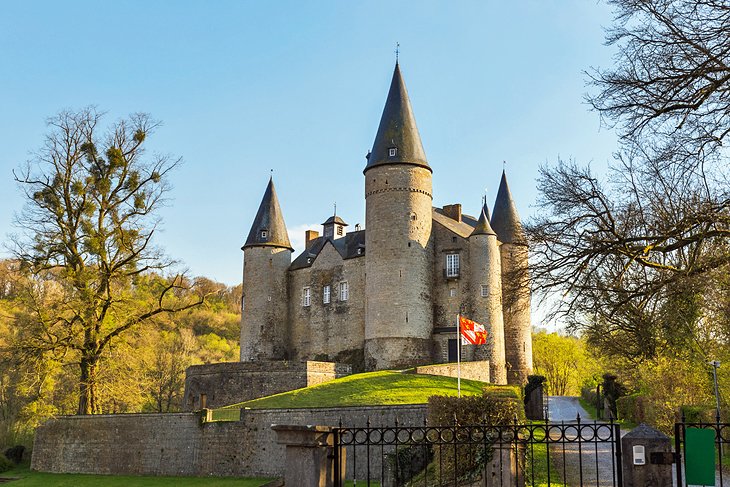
left=471, top=203, right=496, bottom=236
left=242, top=177, right=293, bottom=251
left=364, top=63, right=430, bottom=174
left=491, top=170, right=526, bottom=245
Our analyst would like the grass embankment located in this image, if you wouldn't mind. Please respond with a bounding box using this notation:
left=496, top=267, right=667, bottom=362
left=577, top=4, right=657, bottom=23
left=225, top=370, right=519, bottom=409
left=0, top=464, right=273, bottom=487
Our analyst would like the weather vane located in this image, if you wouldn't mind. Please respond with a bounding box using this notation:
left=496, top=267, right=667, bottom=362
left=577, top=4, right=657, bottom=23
left=333, top=202, right=337, bottom=216
left=395, top=42, right=400, bottom=63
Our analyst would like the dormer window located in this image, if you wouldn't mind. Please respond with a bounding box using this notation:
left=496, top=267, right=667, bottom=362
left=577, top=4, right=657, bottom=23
left=260, top=230, right=268, bottom=239
left=389, top=147, right=397, bottom=157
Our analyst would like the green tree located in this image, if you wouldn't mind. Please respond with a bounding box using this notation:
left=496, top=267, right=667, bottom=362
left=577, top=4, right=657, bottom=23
left=10, top=108, right=202, bottom=414
left=532, top=331, right=598, bottom=396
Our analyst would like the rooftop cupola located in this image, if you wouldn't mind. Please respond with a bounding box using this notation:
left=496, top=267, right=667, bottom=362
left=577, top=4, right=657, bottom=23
left=364, top=63, right=430, bottom=174
left=471, top=201, right=496, bottom=237
left=242, top=177, right=293, bottom=251
left=491, top=170, right=526, bottom=245
left=322, top=208, right=348, bottom=240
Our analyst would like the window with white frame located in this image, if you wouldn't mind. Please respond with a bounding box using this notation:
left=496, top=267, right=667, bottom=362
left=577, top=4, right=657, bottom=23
left=302, top=287, right=311, bottom=307
left=480, top=284, right=488, bottom=297
left=339, top=281, right=349, bottom=301
left=389, top=147, right=397, bottom=157
left=449, top=288, right=457, bottom=297
left=260, top=230, right=268, bottom=239
left=446, top=254, right=460, bottom=277
left=323, top=285, right=331, bottom=304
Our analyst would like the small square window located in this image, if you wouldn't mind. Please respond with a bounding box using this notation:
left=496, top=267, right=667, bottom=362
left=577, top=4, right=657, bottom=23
left=302, top=287, right=311, bottom=307
left=323, top=285, right=331, bottom=304
left=389, top=148, right=397, bottom=157
left=339, top=281, right=349, bottom=301
left=480, top=285, right=489, bottom=297
left=449, top=288, right=457, bottom=297
left=260, top=230, right=268, bottom=239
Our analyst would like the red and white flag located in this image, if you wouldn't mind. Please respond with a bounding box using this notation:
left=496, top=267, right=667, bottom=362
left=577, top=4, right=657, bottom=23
left=459, top=316, right=488, bottom=345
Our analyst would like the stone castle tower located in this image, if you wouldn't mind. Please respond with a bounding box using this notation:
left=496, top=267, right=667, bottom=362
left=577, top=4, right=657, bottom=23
left=364, top=63, right=434, bottom=370
left=239, top=178, right=293, bottom=362
left=237, top=62, right=533, bottom=385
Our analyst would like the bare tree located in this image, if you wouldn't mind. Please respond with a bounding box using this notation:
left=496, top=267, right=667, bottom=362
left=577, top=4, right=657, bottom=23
left=10, top=108, right=202, bottom=414
left=588, top=0, right=730, bottom=169
left=528, top=0, right=730, bottom=361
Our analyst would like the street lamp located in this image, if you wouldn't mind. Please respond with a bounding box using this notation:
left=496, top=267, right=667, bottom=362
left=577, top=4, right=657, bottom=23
left=709, top=360, right=721, bottom=423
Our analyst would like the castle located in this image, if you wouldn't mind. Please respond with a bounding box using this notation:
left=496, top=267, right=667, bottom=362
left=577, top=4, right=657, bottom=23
left=237, top=62, right=533, bottom=386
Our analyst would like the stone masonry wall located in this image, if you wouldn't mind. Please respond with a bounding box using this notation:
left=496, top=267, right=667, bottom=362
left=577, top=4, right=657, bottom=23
left=414, top=361, right=490, bottom=383
left=240, top=246, right=292, bottom=361
left=182, top=360, right=351, bottom=411
left=288, top=243, right=366, bottom=368
left=365, top=165, right=434, bottom=369
left=31, top=405, right=427, bottom=478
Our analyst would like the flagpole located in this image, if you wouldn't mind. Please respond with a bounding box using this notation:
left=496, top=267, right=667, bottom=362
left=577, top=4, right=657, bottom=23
left=457, top=313, right=461, bottom=398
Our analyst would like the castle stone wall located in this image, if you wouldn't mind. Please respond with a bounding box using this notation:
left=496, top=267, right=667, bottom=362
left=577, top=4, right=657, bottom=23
left=365, top=165, right=434, bottom=369
left=501, top=243, right=533, bottom=385
left=288, top=243, right=366, bottom=368
left=182, top=360, right=351, bottom=411
left=414, top=361, right=490, bottom=383
left=240, top=246, right=291, bottom=361
left=431, top=221, right=477, bottom=362
left=469, top=233, right=507, bottom=384
left=32, top=405, right=427, bottom=478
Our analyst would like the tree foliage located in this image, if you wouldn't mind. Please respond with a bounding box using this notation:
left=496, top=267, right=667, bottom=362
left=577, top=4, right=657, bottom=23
left=10, top=108, right=203, bottom=414
left=0, top=260, right=241, bottom=445
left=528, top=0, right=730, bottom=363
left=532, top=331, right=598, bottom=396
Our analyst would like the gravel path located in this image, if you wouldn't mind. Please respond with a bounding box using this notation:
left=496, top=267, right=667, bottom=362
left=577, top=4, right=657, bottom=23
left=546, top=396, right=624, bottom=487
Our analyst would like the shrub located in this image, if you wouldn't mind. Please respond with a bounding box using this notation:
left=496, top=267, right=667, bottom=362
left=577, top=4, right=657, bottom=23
left=680, top=405, right=717, bottom=423
left=581, top=384, right=599, bottom=409
left=427, top=387, right=524, bottom=482
left=3, top=445, right=24, bottom=464
left=616, top=393, right=653, bottom=424
left=0, top=455, right=13, bottom=473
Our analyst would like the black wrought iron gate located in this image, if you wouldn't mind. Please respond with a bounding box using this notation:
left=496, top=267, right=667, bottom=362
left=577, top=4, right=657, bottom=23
left=333, top=416, right=622, bottom=486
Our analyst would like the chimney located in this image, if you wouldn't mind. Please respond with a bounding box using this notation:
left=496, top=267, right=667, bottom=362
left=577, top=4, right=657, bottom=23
left=305, top=230, right=319, bottom=249
left=443, top=204, right=462, bottom=223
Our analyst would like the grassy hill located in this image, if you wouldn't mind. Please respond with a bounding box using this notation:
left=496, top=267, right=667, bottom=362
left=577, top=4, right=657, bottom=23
left=223, top=370, right=520, bottom=409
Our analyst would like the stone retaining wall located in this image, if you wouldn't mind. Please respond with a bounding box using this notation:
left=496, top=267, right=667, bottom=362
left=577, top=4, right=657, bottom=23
left=182, top=360, right=351, bottom=410
left=31, top=404, right=426, bottom=477
left=414, top=360, right=490, bottom=383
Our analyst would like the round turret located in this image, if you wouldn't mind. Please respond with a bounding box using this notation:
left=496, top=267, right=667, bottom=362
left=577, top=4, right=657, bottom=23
left=239, top=178, right=293, bottom=361
left=491, top=170, right=533, bottom=384
left=469, top=204, right=507, bottom=384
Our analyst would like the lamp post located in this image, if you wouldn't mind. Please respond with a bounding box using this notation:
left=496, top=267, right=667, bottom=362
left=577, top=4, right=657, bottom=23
left=710, top=360, right=721, bottom=423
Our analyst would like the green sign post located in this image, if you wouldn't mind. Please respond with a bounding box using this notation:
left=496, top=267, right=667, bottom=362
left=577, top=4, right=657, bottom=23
left=685, top=427, right=716, bottom=486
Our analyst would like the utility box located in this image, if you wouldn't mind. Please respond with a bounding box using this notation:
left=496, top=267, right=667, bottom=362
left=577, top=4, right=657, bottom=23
left=621, top=423, right=674, bottom=487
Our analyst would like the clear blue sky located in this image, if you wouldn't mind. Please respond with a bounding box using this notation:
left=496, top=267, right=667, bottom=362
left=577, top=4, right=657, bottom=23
left=0, top=1, right=618, bottom=316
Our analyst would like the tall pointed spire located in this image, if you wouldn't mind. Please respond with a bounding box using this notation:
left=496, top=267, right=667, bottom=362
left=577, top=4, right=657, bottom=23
left=364, top=63, right=430, bottom=173
left=243, top=177, right=293, bottom=250
left=491, top=170, right=526, bottom=244
left=471, top=202, right=496, bottom=236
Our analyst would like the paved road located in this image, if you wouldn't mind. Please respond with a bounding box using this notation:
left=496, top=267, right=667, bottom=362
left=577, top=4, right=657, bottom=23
left=547, top=396, right=591, bottom=422
left=545, top=396, right=622, bottom=487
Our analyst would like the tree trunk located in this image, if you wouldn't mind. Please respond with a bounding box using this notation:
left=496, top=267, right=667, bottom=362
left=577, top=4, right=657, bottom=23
left=78, top=356, right=100, bottom=415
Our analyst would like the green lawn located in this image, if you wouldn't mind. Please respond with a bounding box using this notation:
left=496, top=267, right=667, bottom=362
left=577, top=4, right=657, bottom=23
left=224, top=370, right=518, bottom=409
left=0, top=464, right=274, bottom=487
